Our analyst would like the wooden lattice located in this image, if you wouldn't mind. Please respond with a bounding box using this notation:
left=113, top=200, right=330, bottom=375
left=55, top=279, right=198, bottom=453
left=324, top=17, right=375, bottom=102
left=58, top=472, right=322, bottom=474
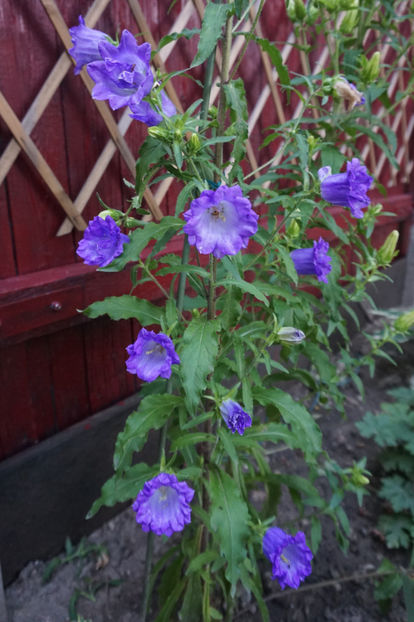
left=0, top=0, right=412, bottom=240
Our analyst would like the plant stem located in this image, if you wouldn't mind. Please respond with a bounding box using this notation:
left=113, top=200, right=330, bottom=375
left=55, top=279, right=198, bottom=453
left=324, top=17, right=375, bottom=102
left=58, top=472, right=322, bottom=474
left=208, top=254, right=217, bottom=321
left=229, top=0, right=266, bottom=82
left=215, top=14, right=233, bottom=176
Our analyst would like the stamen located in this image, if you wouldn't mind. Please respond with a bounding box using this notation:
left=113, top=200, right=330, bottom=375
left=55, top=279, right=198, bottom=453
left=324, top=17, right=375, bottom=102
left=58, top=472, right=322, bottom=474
left=281, top=554, right=291, bottom=568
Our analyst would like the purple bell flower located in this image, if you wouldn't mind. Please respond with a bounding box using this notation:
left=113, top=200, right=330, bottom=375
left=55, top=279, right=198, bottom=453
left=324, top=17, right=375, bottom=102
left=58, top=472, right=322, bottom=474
left=220, top=399, right=252, bottom=435
left=76, top=215, right=130, bottom=267
left=133, top=473, right=195, bottom=536
left=126, top=328, right=180, bottom=382
left=129, top=91, right=176, bottom=126
left=290, top=237, right=332, bottom=284
left=263, top=527, right=313, bottom=590
left=318, top=158, right=373, bottom=218
left=87, top=30, right=153, bottom=110
left=183, top=185, right=258, bottom=259
left=69, top=16, right=108, bottom=75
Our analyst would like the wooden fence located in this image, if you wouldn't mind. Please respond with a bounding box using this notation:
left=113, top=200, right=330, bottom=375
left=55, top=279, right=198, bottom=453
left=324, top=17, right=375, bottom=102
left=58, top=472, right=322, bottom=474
left=0, top=0, right=413, bottom=460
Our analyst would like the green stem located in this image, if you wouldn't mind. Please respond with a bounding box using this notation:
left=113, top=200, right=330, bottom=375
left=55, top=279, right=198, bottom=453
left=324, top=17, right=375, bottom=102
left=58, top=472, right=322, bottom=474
left=215, top=14, right=233, bottom=176
left=229, top=0, right=266, bottom=81
left=208, top=255, right=217, bottom=320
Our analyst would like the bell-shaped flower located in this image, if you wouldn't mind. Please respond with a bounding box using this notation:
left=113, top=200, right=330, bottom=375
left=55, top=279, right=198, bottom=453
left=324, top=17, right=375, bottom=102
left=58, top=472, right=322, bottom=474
left=290, top=238, right=332, bottom=283
left=220, top=399, right=252, bottom=435
left=318, top=158, right=372, bottom=218
left=129, top=91, right=176, bottom=126
left=183, top=185, right=258, bottom=259
left=125, top=328, right=180, bottom=382
left=87, top=30, right=153, bottom=110
left=69, top=16, right=108, bottom=75
left=263, top=526, right=313, bottom=589
left=76, top=215, right=130, bottom=267
left=133, top=473, right=194, bottom=536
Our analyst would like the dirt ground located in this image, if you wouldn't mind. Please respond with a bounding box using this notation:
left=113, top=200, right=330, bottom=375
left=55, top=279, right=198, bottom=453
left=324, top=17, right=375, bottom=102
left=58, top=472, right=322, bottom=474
left=5, top=336, right=414, bottom=622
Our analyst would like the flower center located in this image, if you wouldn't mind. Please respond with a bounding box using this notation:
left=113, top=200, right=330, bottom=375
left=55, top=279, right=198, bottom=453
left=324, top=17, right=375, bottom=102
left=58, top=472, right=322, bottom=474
left=209, top=201, right=226, bottom=222
left=146, top=344, right=165, bottom=355
left=158, top=486, right=169, bottom=501
left=281, top=553, right=291, bottom=568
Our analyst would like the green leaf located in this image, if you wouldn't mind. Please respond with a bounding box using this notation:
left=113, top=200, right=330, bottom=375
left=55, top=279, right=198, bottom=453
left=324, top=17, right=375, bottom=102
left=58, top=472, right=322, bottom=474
left=402, top=575, right=414, bottom=620
left=156, top=28, right=199, bottom=54
left=277, top=247, right=298, bottom=285
left=180, top=574, right=203, bottom=622
left=136, top=136, right=167, bottom=193
left=191, top=3, right=233, bottom=68
left=254, top=37, right=290, bottom=88
left=114, top=394, right=183, bottom=471
left=209, top=470, right=250, bottom=592
left=216, top=278, right=269, bottom=306
left=311, top=516, right=322, bottom=553
left=378, top=514, right=413, bottom=549
left=83, top=295, right=162, bottom=325
left=171, top=432, right=216, bottom=450
left=87, top=463, right=158, bottom=518
left=186, top=550, right=219, bottom=575
left=234, top=0, right=249, bottom=18
left=179, top=318, right=220, bottom=410
left=320, top=145, right=346, bottom=173
left=100, top=217, right=183, bottom=272
left=379, top=475, right=414, bottom=514
left=223, top=79, right=248, bottom=165
left=252, top=387, right=322, bottom=460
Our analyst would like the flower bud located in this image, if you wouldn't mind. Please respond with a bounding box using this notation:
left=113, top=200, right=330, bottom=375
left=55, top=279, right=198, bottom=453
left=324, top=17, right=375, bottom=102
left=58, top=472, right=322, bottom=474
left=394, top=310, right=414, bottom=333
left=340, top=8, right=359, bottom=33
left=351, top=471, right=370, bottom=486
left=377, top=230, right=399, bottom=265
left=98, top=209, right=122, bottom=224
left=286, top=0, right=306, bottom=20
left=188, top=132, right=201, bottom=153
left=286, top=219, right=301, bottom=238
left=147, top=126, right=169, bottom=141
left=277, top=327, right=306, bottom=343
left=361, top=51, right=381, bottom=83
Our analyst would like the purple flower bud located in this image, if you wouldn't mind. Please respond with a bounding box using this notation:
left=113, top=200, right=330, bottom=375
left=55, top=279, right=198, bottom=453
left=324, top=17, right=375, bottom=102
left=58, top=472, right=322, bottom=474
left=290, top=237, right=332, bottom=283
left=263, top=526, right=313, bottom=590
left=87, top=30, right=153, bottom=110
left=69, top=16, right=108, bottom=75
left=277, top=327, right=306, bottom=343
left=318, top=158, right=372, bottom=218
left=183, top=185, right=258, bottom=259
left=129, top=91, right=176, bottom=126
left=126, top=328, right=180, bottom=382
left=220, top=399, right=252, bottom=435
left=133, top=472, right=195, bottom=536
left=76, top=215, right=130, bottom=267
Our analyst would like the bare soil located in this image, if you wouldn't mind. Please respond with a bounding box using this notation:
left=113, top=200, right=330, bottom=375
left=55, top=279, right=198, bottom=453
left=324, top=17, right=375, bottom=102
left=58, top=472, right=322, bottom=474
left=5, top=338, right=414, bottom=622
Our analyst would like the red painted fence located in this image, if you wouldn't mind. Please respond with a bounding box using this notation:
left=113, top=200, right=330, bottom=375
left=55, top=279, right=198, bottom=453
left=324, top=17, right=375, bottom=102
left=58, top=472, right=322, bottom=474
left=0, top=0, right=412, bottom=460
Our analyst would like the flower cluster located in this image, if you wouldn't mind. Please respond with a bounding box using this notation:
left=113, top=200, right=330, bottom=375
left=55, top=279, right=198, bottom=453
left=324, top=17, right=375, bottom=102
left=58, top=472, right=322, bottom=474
left=69, top=16, right=175, bottom=125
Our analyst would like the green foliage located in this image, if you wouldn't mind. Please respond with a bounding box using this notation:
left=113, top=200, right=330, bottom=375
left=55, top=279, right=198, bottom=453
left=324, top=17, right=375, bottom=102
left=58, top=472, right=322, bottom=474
left=358, top=388, right=414, bottom=551
left=76, top=0, right=414, bottom=619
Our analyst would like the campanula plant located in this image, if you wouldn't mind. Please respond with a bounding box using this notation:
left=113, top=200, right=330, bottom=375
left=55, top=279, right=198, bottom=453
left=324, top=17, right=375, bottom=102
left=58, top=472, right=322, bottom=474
left=70, top=1, right=413, bottom=619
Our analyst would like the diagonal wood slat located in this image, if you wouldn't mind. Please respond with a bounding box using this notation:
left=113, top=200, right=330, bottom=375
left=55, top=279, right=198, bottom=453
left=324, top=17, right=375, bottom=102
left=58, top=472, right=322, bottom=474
left=0, top=90, right=87, bottom=230
left=0, top=0, right=111, bottom=187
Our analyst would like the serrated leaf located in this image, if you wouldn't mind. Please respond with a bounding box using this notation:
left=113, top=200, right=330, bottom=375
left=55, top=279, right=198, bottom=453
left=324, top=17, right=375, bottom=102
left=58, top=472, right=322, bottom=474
left=216, top=278, right=269, bottom=306
left=378, top=514, right=413, bottom=549
left=83, top=295, right=162, bottom=325
left=252, top=387, right=322, bottom=460
left=87, top=462, right=158, bottom=518
left=379, top=475, right=414, bottom=514
left=191, top=3, right=232, bottom=68
left=179, top=318, right=220, bottom=410
left=209, top=470, right=250, bottom=591
left=114, top=394, right=182, bottom=471
left=100, top=217, right=183, bottom=272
